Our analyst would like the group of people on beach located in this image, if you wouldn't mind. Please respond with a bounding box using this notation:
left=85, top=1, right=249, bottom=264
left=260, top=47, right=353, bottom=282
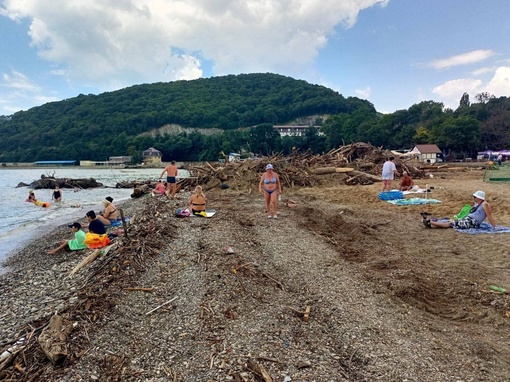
left=156, top=161, right=283, bottom=219
left=47, top=196, right=118, bottom=254
left=381, top=157, right=498, bottom=231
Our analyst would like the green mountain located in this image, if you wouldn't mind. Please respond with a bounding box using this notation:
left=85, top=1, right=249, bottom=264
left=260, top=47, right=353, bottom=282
left=0, top=73, right=374, bottom=162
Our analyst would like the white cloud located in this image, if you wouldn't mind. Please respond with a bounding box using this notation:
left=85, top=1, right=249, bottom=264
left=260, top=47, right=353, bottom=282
left=354, top=86, right=371, bottom=99
left=0, top=0, right=388, bottom=91
left=2, top=69, right=40, bottom=92
left=432, top=78, right=482, bottom=109
left=485, top=66, right=510, bottom=96
left=427, top=50, right=495, bottom=70
left=0, top=69, right=57, bottom=114
left=431, top=66, right=510, bottom=109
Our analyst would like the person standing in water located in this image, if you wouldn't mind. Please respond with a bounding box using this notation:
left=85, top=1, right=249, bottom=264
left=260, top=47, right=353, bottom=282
left=52, top=186, right=62, bottom=202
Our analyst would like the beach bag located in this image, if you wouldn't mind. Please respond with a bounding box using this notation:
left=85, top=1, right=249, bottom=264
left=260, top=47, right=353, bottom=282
left=84, top=232, right=111, bottom=248
left=454, top=204, right=471, bottom=220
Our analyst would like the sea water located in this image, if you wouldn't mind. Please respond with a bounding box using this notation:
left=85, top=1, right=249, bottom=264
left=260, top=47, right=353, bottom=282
left=0, top=167, right=186, bottom=273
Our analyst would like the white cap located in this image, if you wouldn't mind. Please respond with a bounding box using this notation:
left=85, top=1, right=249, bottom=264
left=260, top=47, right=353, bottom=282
left=473, top=190, right=485, bottom=200
left=265, top=164, right=274, bottom=170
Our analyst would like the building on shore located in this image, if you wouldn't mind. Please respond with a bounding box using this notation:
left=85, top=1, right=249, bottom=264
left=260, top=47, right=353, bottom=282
left=142, top=147, right=162, bottom=166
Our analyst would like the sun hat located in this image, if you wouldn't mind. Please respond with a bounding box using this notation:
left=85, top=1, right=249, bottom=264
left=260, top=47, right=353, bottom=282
left=473, top=190, right=485, bottom=200
left=265, top=164, right=274, bottom=170
left=68, top=222, right=81, bottom=229
left=105, top=196, right=113, bottom=203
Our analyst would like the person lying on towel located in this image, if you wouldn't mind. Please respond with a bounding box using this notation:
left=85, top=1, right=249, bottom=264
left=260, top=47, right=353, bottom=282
left=423, top=190, right=496, bottom=230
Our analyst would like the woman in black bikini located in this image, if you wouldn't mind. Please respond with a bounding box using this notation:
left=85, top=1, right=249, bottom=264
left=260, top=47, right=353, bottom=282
left=259, top=164, right=282, bottom=219
left=97, top=196, right=119, bottom=226
left=188, top=186, right=207, bottom=216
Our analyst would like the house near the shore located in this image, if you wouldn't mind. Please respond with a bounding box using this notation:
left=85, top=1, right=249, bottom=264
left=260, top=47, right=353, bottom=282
left=409, top=144, right=443, bottom=164
left=142, top=147, right=162, bottom=166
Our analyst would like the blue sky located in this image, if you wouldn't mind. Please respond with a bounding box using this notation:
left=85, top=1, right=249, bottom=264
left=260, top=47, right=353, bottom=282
left=1, top=0, right=509, bottom=116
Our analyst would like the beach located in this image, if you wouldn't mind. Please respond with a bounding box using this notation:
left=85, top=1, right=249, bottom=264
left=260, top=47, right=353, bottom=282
left=0, top=167, right=182, bottom=270
left=1, top=169, right=510, bottom=381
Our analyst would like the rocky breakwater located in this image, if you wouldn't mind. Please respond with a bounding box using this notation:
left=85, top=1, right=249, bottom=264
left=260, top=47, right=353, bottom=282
left=16, top=174, right=104, bottom=189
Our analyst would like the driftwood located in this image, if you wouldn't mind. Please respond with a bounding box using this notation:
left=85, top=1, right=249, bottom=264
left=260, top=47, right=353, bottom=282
left=346, top=170, right=382, bottom=182
left=68, top=243, right=116, bottom=276
left=145, top=296, right=178, bottom=315
left=37, top=315, right=74, bottom=363
left=247, top=359, right=273, bottom=382
left=312, top=167, right=337, bottom=175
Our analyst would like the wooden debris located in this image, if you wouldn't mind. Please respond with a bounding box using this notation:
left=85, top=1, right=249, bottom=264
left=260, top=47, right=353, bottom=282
left=38, top=315, right=74, bottom=363
left=187, top=142, right=425, bottom=191
left=303, top=305, right=311, bottom=322
left=68, top=243, right=116, bottom=276
left=145, top=296, right=178, bottom=315
left=247, top=359, right=273, bottom=382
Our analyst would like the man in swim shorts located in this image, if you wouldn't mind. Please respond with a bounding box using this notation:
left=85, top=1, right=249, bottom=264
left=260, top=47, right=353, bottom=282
left=159, top=161, right=179, bottom=199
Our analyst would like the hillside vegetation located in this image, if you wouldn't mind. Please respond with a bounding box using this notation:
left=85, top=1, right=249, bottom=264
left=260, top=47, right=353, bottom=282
left=0, top=73, right=509, bottom=163
left=0, top=73, right=371, bottom=162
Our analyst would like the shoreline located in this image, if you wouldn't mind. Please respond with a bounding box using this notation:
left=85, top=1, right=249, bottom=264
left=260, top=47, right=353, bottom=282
left=0, top=195, right=148, bottom=344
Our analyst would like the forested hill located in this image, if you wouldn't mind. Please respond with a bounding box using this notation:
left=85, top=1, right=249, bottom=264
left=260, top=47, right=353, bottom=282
left=0, top=73, right=373, bottom=162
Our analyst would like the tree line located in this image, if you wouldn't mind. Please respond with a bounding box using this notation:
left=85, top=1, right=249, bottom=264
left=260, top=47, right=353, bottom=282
left=0, top=72, right=508, bottom=162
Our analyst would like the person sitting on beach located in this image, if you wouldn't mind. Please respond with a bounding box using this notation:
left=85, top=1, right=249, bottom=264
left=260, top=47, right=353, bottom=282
left=399, top=172, right=414, bottom=191
left=188, top=186, right=207, bottom=216
left=26, top=190, right=37, bottom=203
left=52, top=186, right=62, bottom=202
left=86, top=210, right=106, bottom=235
left=423, top=190, right=497, bottom=230
left=96, top=196, right=119, bottom=226
left=47, top=222, right=87, bottom=254
left=151, top=180, right=167, bottom=196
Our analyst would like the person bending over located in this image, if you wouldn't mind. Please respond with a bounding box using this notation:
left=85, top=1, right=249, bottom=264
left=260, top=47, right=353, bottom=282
left=399, top=172, right=414, bottom=191
left=424, top=190, right=496, bottom=230
left=47, top=222, right=87, bottom=254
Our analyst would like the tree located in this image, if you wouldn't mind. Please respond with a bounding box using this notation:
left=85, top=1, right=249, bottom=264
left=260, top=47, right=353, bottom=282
left=248, top=124, right=281, bottom=155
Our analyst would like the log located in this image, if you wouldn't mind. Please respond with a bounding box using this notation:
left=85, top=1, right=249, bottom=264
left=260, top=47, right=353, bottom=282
left=335, top=167, right=355, bottom=173
left=68, top=243, right=116, bottom=276
left=312, top=167, right=336, bottom=175
left=346, top=170, right=382, bottom=182
left=38, top=315, right=74, bottom=363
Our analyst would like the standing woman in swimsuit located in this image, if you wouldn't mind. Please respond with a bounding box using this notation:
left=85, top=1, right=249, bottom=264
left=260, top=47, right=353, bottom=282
left=259, top=163, right=282, bottom=219
left=97, top=196, right=119, bottom=226
left=52, top=186, right=62, bottom=202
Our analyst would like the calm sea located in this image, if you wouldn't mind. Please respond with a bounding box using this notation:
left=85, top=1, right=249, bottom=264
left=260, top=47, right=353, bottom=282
left=0, top=167, right=183, bottom=273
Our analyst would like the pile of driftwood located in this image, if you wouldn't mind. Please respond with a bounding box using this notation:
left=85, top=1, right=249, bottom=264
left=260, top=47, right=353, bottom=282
left=0, top=198, right=175, bottom=380
left=187, top=142, right=425, bottom=189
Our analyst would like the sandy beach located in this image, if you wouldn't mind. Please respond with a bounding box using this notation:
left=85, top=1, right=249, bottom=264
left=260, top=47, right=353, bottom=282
left=1, top=168, right=510, bottom=381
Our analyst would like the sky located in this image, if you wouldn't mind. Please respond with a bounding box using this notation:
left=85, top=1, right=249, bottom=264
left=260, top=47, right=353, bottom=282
left=1, top=0, right=509, bottom=116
